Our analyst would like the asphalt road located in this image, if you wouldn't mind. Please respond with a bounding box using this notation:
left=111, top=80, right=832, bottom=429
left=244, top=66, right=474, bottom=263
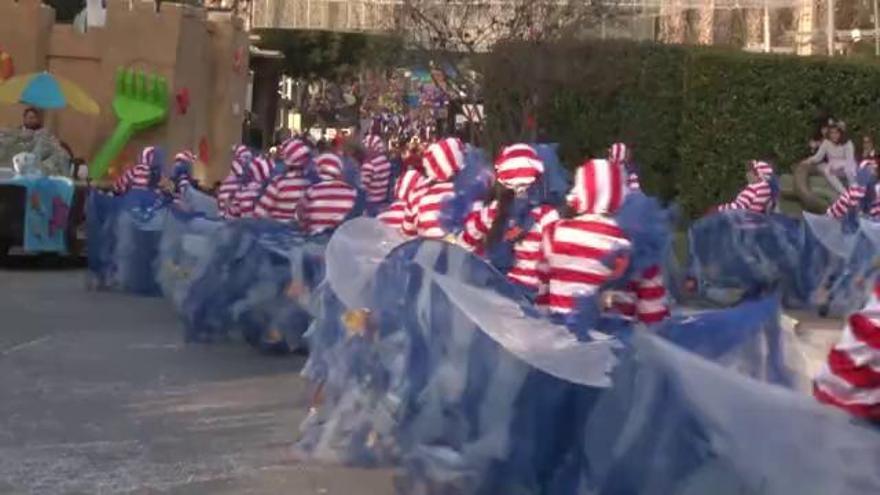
left=0, top=261, right=394, bottom=495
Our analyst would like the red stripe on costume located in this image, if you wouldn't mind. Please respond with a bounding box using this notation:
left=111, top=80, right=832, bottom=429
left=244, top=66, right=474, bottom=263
left=827, top=349, right=880, bottom=388
left=814, top=384, right=880, bottom=420
left=849, top=313, right=880, bottom=350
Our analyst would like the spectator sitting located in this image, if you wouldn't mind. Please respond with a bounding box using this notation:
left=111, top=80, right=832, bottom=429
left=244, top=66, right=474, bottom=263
left=802, top=120, right=857, bottom=196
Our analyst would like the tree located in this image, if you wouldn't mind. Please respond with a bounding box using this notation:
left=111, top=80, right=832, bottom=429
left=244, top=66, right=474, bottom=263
left=399, top=0, right=626, bottom=142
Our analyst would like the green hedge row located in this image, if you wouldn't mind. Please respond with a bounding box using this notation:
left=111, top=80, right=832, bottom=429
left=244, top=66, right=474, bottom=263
left=482, top=41, right=880, bottom=217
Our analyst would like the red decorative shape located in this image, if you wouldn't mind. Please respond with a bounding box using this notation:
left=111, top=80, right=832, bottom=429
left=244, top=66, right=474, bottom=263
left=175, top=88, right=190, bottom=115
left=198, top=137, right=210, bottom=164
left=525, top=114, right=537, bottom=130
left=0, top=46, right=13, bottom=81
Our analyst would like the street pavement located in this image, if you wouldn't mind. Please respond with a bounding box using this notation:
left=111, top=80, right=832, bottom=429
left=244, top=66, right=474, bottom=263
left=0, top=262, right=394, bottom=495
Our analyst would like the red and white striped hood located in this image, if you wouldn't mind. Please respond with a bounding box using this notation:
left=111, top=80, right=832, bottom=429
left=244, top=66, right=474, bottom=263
left=231, top=145, right=252, bottom=177
left=139, top=146, right=157, bottom=167
left=316, top=153, right=344, bottom=181
left=608, top=142, right=629, bottom=166
left=494, top=143, right=544, bottom=193
left=363, top=134, right=386, bottom=155
left=394, top=168, right=425, bottom=202
left=248, top=155, right=274, bottom=184
left=750, top=160, right=774, bottom=181
left=280, top=138, right=312, bottom=170
left=567, top=159, right=627, bottom=216
left=422, top=137, right=466, bottom=182
left=174, top=150, right=197, bottom=165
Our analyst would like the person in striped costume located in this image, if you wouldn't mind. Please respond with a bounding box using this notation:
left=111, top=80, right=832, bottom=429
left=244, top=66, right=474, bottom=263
left=826, top=159, right=877, bottom=219
left=170, top=150, right=198, bottom=207
left=218, top=145, right=253, bottom=218
left=402, top=137, right=466, bottom=239
left=814, top=276, right=880, bottom=422
left=458, top=144, right=561, bottom=291
left=360, top=134, right=393, bottom=210
left=715, top=160, right=778, bottom=214
left=113, top=146, right=160, bottom=195
left=298, top=153, right=359, bottom=234
left=230, top=155, right=274, bottom=219
left=607, top=265, right=671, bottom=325
left=378, top=168, right=425, bottom=231
left=541, top=158, right=632, bottom=315
left=255, top=138, right=312, bottom=222
left=608, top=142, right=641, bottom=192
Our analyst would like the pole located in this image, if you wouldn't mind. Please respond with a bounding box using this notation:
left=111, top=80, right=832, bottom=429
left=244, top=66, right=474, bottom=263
left=763, top=2, right=771, bottom=52
left=874, top=0, right=879, bottom=56
left=827, top=0, right=835, bottom=56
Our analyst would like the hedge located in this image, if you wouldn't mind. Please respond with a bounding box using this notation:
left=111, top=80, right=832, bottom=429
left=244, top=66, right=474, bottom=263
left=482, top=41, right=880, bottom=217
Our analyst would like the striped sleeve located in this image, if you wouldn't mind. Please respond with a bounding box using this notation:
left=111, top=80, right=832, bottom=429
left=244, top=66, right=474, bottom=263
left=508, top=206, right=559, bottom=289
left=113, top=168, right=134, bottom=195
left=459, top=201, right=497, bottom=254
left=632, top=265, right=670, bottom=324
left=827, top=186, right=866, bottom=219
left=718, top=184, right=759, bottom=212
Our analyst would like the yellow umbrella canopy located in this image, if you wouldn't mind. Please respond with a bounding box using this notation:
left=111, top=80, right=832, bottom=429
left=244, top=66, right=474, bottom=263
left=0, top=71, right=100, bottom=115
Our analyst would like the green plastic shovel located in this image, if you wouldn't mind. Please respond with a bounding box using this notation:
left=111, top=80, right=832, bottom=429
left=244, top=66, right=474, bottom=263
left=90, top=68, right=169, bottom=179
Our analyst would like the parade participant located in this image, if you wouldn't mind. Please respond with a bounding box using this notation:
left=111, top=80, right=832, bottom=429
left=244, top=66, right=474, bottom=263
left=609, top=142, right=640, bottom=191
left=458, top=144, right=560, bottom=291
left=230, top=155, right=274, bottom=218
left=803, top=120, right=857, bottom=195
left=377, top=167, right=424, bottom=231
left=360, top=134, right=393, bottom=210
left=113, top=146, right=160, bottom=195
left=813, top=276, right=880, bottom=422
left=170, top=150, right=198, bottom=206
left=826, top=159, right=876, bottom=219
left=298, top=153, right=359, bottom=234
left=218, top=145, right=253, bottom=217
left=716, top=160, right=779, bottom=214
left=402, top=137, right=466, bottom=239
left=541, top=158, right=631, bottom=315
left=255, top=138, right=312, bottom=221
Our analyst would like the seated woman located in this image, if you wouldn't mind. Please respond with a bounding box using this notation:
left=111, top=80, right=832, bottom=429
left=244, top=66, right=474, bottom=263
left=803, top=121, right=857, bottom=196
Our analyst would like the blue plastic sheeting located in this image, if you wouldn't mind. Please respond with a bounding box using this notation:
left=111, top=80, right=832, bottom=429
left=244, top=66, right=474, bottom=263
left=86, top=188, right=169, bottom=295
left=0, top=176, right=74, bottom=253
left=687, top=211, right=807, bottom=307
left=296, top=221, right=851, bottom=494
left=819, top=219, right=880, bottom=316
left=174, top=219, right=329, bottom=353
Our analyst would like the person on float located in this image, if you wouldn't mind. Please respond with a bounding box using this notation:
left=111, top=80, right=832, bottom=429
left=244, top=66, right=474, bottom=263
left=803, top=120, right=858, bottom=196
left=401, top=137, right=466, bottom=240
left=813, top=276, right=880, bottom=423
left=169, top=150, right=199, bottom=208
left=603, top=142, right=671, bottom=325
left=360, top=134, right=393, bottom=213
left=377, top=167, right=425, bottom=232
left=826, top=158, right=878, bottom=220
left=255, top=138, right=312, bottom=222
left=608, top=142, right=641, bottom=192
left=539, top=158, right=632, bottom=316
left=457, top=143, right=560, bottom=292
left=218, top=145, right=253, bottom=218
left=297, top=153, right=359, bottom=235
left=113, top=146, right=161, bottom=195
left=714, top=160, right=779, bottom=214
left=229, top=154, right=274, bottom=219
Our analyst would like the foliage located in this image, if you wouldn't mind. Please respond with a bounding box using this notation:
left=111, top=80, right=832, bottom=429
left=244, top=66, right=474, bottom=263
left=482, top=40, right=880, bottom=217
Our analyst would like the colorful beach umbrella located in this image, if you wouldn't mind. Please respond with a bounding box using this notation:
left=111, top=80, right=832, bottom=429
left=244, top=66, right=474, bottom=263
left=0, top=71, right=99, bottom=115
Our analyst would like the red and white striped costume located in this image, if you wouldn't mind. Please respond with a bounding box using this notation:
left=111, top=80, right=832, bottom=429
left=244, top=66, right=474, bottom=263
left=609, top=142, right=640, bottom=191
left=402, top=138, right=466, bottom=239
left=218, top=145, right=253, bottom=218
left=827, top=185, right=867, bottom=219
left=610, top=265, right=670, bottom=324
left=814, top=280, right=880, bottom=421
left=541, top=159, right=632, bottom=314
left=230, top=155, right=274, bottom=219
left=507, top=205, right=560, bottom=290
left=378, top=168, right=425, bottom=231
left=113, top=146, right=157, bottom=194
left=299, top=153, right=358, bottom=234
left=255, top=139, right=312, bottom=221
left=361, top=154, right=393, bottom=204
left=717, top=160, right=776, bottom=214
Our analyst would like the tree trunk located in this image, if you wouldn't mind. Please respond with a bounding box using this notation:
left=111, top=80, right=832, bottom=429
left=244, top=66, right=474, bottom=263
left=660, top=0, right=686, bottom=44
